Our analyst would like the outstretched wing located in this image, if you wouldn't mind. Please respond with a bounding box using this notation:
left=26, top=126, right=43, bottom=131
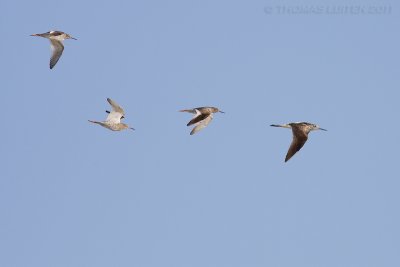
left=285, top=126, right=308, bottom=162
left=105, top=112, right=122, bottom=124
left=179, top=109, right=196, bottom=114
left=190, top=114, right=213, bottom=135
left=50, top=39, right=64, bottom=69
left=107, top=98, right=125, bottom=115
left=105, top=98, right=125, bottom=123
left=187, top=109, right=207, bottom=126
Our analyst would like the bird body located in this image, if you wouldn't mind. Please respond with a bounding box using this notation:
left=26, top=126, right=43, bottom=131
left=180, top=106, right=224, bottom=135
left=271, top=122, right=326, bottom=162
left=89, top=98, right=134, bottom=131
left=88, top=120, right=132, bottom=131
left=180, top=107, right=220, bottom=115
left=31, top=30, right=77, bottom=69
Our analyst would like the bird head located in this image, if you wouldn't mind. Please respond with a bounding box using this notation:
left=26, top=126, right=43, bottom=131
left=312, top=124, right=327, bottom=131
left=121, top=123, right=135, bottom=131
left=212, top=107, right=224, bottom=113
left=66, top=34, right=77, bottom=40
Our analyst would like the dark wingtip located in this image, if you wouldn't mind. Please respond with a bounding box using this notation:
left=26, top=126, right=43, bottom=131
left=187, top=120, right=196, bottom=126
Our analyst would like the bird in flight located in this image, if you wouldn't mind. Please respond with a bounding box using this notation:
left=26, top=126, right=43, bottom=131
left=270, top=122, right=326, bottom=162
left=180, top=107, right=224, bottom=135
left=30, top=30, right=77, bottom=69
left=89, top=98, right=134, bottom=131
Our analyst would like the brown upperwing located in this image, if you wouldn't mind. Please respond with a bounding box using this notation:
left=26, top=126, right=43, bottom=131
left=187, top=113, right=209, bottom=126
left=285, top=126, right=309, bottom=162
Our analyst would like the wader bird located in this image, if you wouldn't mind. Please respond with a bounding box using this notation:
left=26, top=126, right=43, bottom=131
left=180, top=107, right=224, bottom=135
left=30, top=30, right=77, bottom=69
left=270, top=122, right=326, bottom=162
left=89, top=98, right=134, bottom=131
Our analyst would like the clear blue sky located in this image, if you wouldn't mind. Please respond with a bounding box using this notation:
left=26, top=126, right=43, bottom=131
left=1, top=0, right=399, bottom=266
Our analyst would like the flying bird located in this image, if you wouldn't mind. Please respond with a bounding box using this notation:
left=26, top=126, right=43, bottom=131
left=89, top=98, right=134, bottom=131
left=30, top=30, right=77, bottom=69
left=270, top=122, right=326, bottom=162
left=180, top=107, right=224, bottom=135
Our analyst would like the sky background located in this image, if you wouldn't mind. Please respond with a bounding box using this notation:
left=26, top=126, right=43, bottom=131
left=1, top=0, right=399, bottom=266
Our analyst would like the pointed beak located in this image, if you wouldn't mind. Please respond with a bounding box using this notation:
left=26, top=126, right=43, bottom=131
left=70, top=37, right=77, bottom=40
left=30, top=33, right=39, bottom=36
left=130, top=128, right=135, bottom=131
left=219, top=111, right=225, bottom=113
left=319, top=127, right=327, bottom=131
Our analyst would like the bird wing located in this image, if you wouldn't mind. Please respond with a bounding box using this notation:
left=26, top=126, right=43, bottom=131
left=179, top=109, right=196, bottom=114
left=285, top=127, right=309, bottom=162
left=107, top=98, right=125, bottom=115
left=105, top=98, right=125, bottom=123
left=50, top=39, right=64, bottom=69
left=105, top=111, right=122, bottom=124
left=187, top=109, right=208, bottom=126
left=193, top=109, right=201, bottom=117
left=190, top=114, right=213, bottom=135
left=105, top=110, right=125, bottom=119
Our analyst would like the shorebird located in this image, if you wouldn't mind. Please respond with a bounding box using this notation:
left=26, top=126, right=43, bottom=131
left=89, top=98, right=134, bottom=131
left=30, top=30, right=77, bottom=69
left=180, top=107, right=224, bottom=135
left=270, top=122, right=327, bottom=162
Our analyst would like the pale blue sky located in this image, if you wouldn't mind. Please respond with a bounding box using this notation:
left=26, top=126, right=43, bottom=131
left=1, top=0, right=399, bottom=266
